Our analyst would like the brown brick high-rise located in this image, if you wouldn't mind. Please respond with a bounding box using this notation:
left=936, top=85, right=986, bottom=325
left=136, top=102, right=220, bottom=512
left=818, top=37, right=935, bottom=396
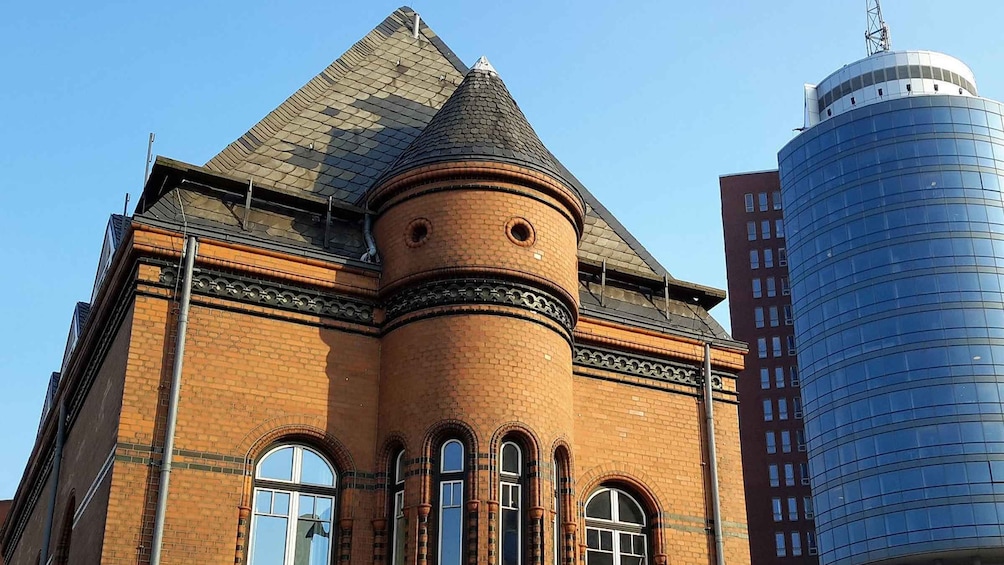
left=0, top=9, right=749, bottom=565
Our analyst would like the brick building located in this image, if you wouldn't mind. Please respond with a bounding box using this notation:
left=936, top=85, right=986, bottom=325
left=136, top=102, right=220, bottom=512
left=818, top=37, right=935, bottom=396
left=1, top=8, right=749, bottom=565
left=720, top=172, right=816, bottom=564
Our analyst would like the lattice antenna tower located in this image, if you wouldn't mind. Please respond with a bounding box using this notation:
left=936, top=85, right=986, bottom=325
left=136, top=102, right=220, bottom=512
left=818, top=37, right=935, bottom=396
left=865, top=0, right=892, bottom=55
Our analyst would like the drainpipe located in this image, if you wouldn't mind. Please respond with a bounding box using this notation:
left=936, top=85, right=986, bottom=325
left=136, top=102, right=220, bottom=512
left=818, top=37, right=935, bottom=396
left=150, top=235, right=198, bottom=565
left=39, top=401, right=66, bottom=565
left=704, top=343, right=726, bottom=565
left=361, top=212, right=379, bottom=263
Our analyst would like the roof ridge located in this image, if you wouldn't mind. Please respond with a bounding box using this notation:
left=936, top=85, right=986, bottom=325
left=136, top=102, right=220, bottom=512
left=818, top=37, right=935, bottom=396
left=206, top=7, right=416, bottom=173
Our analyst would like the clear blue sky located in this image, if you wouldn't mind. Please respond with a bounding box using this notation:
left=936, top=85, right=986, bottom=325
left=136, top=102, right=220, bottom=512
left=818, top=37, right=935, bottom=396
left=2, top=0, right=1003, bottom=498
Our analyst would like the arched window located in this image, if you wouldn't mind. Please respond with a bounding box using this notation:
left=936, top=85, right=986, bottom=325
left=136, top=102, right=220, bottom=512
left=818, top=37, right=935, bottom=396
left=54, top=494, right=75, bottom=565
left=499, top=441, right=524, bottom=565
left=584, top=487, right=647, bottom=565
left=552, top=451, right=568, bottom=565
left=438, top=439, right=465, bottom=565
left=390, top=451, right=407, bottom=565
left=249, top=444, right=337, bottom=565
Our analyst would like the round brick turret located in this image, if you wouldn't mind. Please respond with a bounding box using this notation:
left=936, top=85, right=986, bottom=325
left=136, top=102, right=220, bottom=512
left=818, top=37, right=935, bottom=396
left=368, top=58, right=584, bottom=559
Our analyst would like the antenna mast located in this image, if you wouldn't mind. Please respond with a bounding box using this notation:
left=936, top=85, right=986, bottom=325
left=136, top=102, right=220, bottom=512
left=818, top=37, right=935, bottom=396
left=865, top=0, right=891, bottom=55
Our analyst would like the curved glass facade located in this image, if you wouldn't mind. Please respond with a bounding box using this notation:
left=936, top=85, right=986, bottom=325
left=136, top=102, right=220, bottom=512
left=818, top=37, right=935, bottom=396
left=779, top=95, right=1004, bottom=565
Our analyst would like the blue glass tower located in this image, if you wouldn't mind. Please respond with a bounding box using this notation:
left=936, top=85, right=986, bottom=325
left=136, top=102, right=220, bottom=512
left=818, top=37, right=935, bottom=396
left=779, top=50, right=1004, bottom=565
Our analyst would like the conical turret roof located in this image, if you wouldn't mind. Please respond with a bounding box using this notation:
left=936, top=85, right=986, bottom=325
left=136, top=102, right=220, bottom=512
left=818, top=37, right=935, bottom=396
left=376, top=56, right=575, bottom=190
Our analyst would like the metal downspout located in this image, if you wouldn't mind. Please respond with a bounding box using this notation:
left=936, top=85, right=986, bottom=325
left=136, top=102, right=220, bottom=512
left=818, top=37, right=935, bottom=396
left=39, top=401, right=66, bottom=565
left=150, top=235, right=198, bottom=565
left=705, top=343, right=726, bottom=565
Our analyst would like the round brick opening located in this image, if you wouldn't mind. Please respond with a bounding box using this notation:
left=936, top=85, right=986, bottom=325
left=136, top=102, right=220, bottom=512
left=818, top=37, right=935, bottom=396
left=506, top=217, right=535, bottom=247
left=405, top=218, right=432, bottom=248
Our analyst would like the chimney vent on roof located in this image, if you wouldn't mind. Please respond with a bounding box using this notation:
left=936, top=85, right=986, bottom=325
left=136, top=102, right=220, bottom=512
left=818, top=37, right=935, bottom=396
left=413, top=13, right=420, bottom=39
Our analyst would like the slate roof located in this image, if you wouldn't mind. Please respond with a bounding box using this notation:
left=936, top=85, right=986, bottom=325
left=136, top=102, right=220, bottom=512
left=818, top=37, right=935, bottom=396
left=205, top=6, right=467, bottom=205
left=376, top=56, right=575, bottom=191
left=201, top=6, right=667, bottom=280
left=134, top=6, right=734, bottom=342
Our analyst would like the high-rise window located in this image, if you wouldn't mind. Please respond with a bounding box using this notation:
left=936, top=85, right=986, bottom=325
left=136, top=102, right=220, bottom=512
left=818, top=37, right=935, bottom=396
left=745, top=193, right=755, bottom=213
left=784, top=464, right=795, bottom=487
left=754, top=307, right=765, bottom=328
left=793, top=398, right=803, bottom=419
left=760, top=368, right=770, bottom=390
left=763, top=399, right=773, bottom=421
left=775, top=219, right=784, bottom=238
left=769, top=465, right=780, bottom=487
left=781, top=431, right=791, bottom=453
left=747, top=221, right=757, bottom=241
left=803, top=497, right=814, bottom=519
left=761, top=220, right=771, bottom=239
left=764, top=249, right=774, bottom=268
left=249, top=445, right=337, bottom=565
left=767, top=277, right=777, bottom=297
left=775, top=532, right=786, bottom=557
left=766, top=431, right=777, bottom=454
left=750, top=250, right=760, bottom=269
left=438, top=440, right=465, bottom=565
left=772, top=191, right=782, bottom=210
left=807, top=531, right=817, bottom=555
left=796, top=429, right=806, bottom=451
left=783, top=305, right=793, bottom=325
left=500, top=441, right=524, bottom=565
left=778, top=398, right=789, bottom=420
left=781, top=277, right=790, bottom=295
left=772, top=498, right=783, bottom=521
left=752, top=279, right=762, bottom=298
left=759, top=192, right=769, bottom=212
left=778, top=247, right=787, bottom=266
left=790, top=366, right=800, bottom=387
left=787, top=335, right=797, bottom=356
left=775, top=367, right=785, bottom=389
left=799, top=463, right=810, bottom=485
left=791, top=532, right=802, bottom=556
left=787, top=497, right=798, bottom=521
left=758, top=338, right=768, bottom=359
left=769, top=306, right=779, bottom=327
left=772, top=337, right=782, bottom=357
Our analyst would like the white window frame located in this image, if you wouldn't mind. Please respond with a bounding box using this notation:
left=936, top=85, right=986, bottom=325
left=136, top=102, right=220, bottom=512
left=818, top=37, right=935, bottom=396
left=249, top=445, right=337, bottom=565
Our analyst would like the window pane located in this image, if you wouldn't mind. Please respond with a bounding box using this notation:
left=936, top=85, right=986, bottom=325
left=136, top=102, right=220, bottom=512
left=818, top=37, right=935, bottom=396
left=761, top=220, right=771, bottom=239
left=251, top=515, right=289, bottom=565
left=586, top=490, right=612, bottom=520
left=440, top=481, right=463, bottom=565
left=759, top=192, right=768, bottom=211
left=745, top=193, right=755, bottom=213
left=442, top=441, right=464, bottom=473
left=300, top=449, right=335, bottom=486
left=274, top=492, right=290, bottom=516
left=501, top=443, right=520, bottom=475
left=502, top=507, right=520, bottom=565
left=259, top=447, right=294, bottom=481
left=256, top=491, right=273, bottom=514
left=616, top=492, right=645, bottom=525
left=586, top=551, right=614, bottom=565
left=393, top=491, right=406, bottom=565
left=747, top=222, right=757, bottom=241
left=294, top=496, right=332, bottom=565
left=760, top=368, right=770, bottom=389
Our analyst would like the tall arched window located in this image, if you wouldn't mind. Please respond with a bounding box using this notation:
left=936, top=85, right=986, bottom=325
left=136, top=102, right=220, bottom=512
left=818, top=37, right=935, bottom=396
left=390, top=451, right=406, bottom=565
left=499, top=441, right=524, bottom=565
left=552, top=451, right=568, bottom=565
left=584, top=487, right=647, bottom=565
left=438, top=439, right=465, bottom=565
left=249, top=444, right=337, bottom=565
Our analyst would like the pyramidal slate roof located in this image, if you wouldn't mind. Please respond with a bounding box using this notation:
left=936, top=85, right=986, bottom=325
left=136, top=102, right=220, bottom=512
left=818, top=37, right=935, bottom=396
left=376, top=56, right=574, bottom=191
left=202, top=6, right=668, bottom=279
